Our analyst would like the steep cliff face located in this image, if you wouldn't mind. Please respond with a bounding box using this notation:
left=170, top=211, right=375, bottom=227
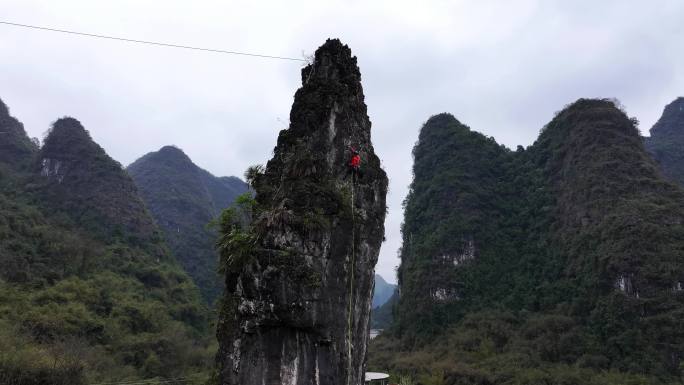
left=383, top=99, right=684, bottom=380
left=0, top=98, right=38, bottom=170
left=646, top=97, right=684, bottom=185
left=128, top=145, right=248, bottom=302
left=536, top=100, right=682, bottom=289
left=396, top=113, right=516, bottom=337
left=217, top=39, right=388, bottom=385
left=36, top=117, right=161, bottom=248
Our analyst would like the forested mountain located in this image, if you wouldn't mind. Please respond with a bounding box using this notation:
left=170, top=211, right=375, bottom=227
left=36, top=117, right=161, bottom=246
left=394, top=112, right=516, bottom=335
left=0, top=99, right=38, bottom=170
left=127, top=146, right=248, bottom=303
left=371, top=289, right=398, bottom=329
left=646, top=97, right=684, bottom=185
left=370, top=99, right=684, bottom=384
left=0, top=100, right=212, bottom=384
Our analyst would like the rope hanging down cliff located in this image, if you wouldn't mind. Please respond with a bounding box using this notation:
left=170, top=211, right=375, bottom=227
left=345, top=141, right=363, bottom=385
left=347, top=170, right=356, bottom=385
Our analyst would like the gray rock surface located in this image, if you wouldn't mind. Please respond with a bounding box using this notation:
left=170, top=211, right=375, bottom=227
left=216, top=39, right=388, bottom=385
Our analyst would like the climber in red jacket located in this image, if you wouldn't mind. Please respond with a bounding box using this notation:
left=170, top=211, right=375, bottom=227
left=346, top=147, right=362, bottom=179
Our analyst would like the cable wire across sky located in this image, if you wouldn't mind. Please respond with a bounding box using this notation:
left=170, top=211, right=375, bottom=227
left=0, top=20, right=305, bottom=62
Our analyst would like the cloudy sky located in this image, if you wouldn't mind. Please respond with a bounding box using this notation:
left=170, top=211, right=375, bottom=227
left=2, top=1, right=683, bottom=283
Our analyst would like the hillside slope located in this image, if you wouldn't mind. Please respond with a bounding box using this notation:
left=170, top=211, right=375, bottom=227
left=35, top=118, right=161, bottom=247
left=0, top=101, right=212, bottom=384
left=127, top=146, right=248, bottom=303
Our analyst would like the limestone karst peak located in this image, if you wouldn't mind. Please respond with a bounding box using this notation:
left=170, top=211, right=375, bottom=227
left=216, top=39, right=388, bottom=385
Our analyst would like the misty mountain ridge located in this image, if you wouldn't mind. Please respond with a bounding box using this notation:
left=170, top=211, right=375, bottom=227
left=127, top=145, right=248, bottom=303
left=373, top=273, right=397, bottom=309
left=646, top=96, right=684, bottom=186
left=370, top=273, right=398, bottom=329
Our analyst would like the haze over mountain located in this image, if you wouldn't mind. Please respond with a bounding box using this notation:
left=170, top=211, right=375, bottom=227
left=370, top=289, right=398, bottom=330
left=646, top=97, right=684, bottom=186
left=371, top=99, right=684, bottom=384
left=372, top=274, right=396, bottom=309
left=370, top=274, right=398, bottom=329
left=127, top=145, right=248, bottom=303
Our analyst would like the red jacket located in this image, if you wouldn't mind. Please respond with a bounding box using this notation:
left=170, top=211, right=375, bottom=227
left=350, top=154, right=361, bottom=168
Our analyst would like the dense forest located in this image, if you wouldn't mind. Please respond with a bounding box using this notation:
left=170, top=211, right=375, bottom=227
left=0, top=99, right=213, bottom=384
left=128, top=145, right=248, bottom=304
left=370, top=98, right=684, bottom=385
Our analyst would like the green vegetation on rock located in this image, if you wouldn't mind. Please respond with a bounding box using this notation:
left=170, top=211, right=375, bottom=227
left=373, top=99, right=684, bottom=384
left=35, top=117, right=162, bottom=248
left=0, top=102, right=213, bottom=385
left=215, top=39, right=388, bottom=385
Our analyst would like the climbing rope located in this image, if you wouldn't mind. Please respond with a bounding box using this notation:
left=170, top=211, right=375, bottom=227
left=346, top=171, right=356, bottom=385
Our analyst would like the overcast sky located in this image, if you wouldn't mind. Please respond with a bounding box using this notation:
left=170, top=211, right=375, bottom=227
left=2, top=1, right=683, bottom=283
